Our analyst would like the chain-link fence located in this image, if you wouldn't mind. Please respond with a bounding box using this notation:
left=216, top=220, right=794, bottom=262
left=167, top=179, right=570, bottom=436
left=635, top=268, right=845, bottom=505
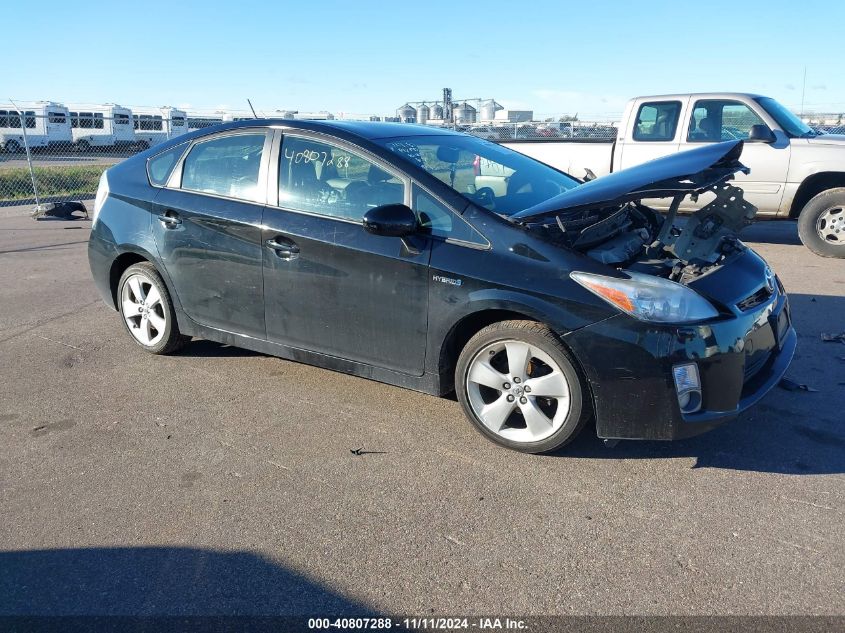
left=0, top=104, right=191, bottom=208
left=1, top=106, right=621, bottom=208
left=462, top=120, right=618, bottom=141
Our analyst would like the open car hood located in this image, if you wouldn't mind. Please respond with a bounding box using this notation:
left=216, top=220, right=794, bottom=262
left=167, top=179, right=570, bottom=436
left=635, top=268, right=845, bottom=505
left=512, top=140, right=748, bottom=221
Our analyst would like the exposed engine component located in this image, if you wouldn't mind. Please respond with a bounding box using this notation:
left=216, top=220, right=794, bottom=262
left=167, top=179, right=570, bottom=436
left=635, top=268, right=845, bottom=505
left=665, top=183, right=757, bottom=263
left=586, top=228, right=650, bottom=265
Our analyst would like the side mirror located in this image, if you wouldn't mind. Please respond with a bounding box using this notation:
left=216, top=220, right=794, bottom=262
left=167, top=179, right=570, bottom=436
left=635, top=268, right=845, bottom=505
left=362, top=204, right=417, bottom=237
left=748, top=124, right=776, bottom=143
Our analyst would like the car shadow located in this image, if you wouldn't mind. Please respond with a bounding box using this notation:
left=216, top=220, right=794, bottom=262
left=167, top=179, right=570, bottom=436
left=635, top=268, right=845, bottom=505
left=0, top=546, right=376, bottom=620
left=177, top=339, right=264, bottom=358
left=559, top=415, right=844, bottom=475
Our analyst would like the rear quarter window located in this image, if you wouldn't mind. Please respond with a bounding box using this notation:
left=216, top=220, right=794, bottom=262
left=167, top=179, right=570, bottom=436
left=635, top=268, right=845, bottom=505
left=147, top=142, right=189, bottom=186
left=633, top=101, right=681, bottom=142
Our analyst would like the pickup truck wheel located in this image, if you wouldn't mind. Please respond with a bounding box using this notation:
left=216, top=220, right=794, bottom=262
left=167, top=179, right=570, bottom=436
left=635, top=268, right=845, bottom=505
left=797, top=188, right=845, bottom=258
left=455, top=320, right=590, bottom=454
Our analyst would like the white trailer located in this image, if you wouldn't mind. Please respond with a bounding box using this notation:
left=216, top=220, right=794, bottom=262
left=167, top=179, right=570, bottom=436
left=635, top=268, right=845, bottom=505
left=0, top=101, right=72, bottom=153
left=131, top=106, right=188, bottom=149
left=186, top=110, right=255, bottom=132
left=186, top=113, right=225, bottom=131
left=67, top=103, right=135, bottom=150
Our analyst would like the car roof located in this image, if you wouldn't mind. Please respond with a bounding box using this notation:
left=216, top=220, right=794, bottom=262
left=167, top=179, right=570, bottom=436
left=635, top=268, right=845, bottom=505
left=215, top=118, right=462, bottom=140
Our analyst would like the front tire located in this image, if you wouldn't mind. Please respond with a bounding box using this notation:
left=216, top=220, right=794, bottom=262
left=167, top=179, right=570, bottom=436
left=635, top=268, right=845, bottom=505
left=5, top=140, right=21, bottom=154
left=118, top=262, right=188, bottom=354
left=797, top=188, right=845, bottom=258
left=455, top=320, right=590, bottom=454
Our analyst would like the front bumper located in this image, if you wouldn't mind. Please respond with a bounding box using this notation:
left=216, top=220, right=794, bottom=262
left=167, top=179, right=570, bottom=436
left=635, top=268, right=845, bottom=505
left=563, top=286, right=795, bottom=440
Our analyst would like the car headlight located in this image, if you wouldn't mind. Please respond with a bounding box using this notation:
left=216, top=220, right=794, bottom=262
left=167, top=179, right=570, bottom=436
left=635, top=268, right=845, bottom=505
left=571, top=270, right=719, bottom=323
left=92, top=170, right=109, bottom=225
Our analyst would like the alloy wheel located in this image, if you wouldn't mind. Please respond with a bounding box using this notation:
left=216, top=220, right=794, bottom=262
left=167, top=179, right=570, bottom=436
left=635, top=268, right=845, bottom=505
left=121, top=273, right=167, bottom=346
left=465, top=339, right=571, bottom=443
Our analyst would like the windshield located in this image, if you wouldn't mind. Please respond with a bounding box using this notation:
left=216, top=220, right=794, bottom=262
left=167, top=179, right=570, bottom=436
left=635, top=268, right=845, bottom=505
left=375, top=134, right=579, bottom=216
left=755, top=97, right=816, bottom=137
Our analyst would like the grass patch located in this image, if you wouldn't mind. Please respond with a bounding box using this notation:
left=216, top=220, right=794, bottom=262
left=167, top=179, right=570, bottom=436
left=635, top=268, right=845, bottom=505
left=0, top=165, right=104, bottom=202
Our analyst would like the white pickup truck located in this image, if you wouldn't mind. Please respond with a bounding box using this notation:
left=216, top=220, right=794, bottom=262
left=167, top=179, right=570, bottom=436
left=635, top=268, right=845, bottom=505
left=501, top=93, right=845, bottom=258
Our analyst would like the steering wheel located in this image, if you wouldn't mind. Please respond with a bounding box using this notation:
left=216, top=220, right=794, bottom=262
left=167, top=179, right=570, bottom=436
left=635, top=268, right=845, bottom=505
left=472, top=186, right=496, bottom=208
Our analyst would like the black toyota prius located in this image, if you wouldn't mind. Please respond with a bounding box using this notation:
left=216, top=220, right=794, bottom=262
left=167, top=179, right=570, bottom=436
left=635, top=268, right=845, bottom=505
left=88, top=120, right=795, bottom=453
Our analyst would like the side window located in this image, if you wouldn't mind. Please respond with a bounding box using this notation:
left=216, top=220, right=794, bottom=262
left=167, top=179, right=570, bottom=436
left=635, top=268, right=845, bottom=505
left=2, top=111, right=21, bottom=129
left=180, top=133, right=266, bottom=201
left=147, top=143, right=188, bottom=186
left=687, top=100, right=765, bottom=142
left=633, top=101, right=681, bottom=141
left=278, top=136, right=404, bottom=221
left=413, top=186, right=487, bottom=246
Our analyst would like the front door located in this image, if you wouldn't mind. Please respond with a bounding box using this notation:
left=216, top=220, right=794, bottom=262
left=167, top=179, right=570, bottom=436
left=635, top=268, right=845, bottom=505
left=678, top=98, right=791, bottom=215
left=151, top=130, right=271, bottom=338
left=262, top=132, right=431, bottom=375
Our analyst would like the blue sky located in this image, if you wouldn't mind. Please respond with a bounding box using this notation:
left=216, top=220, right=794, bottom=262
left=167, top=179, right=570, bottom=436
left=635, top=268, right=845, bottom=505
left=7, top=0, right=844, bottom=118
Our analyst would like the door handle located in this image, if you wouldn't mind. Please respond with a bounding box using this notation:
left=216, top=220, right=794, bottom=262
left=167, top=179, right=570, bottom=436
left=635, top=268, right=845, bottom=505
left=266, top=237, right=300, bottom=260
left=158, top=211, right=182, bottom=228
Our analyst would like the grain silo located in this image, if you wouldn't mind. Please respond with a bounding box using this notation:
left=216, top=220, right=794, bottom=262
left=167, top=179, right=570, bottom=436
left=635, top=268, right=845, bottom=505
left=454, top=102, right=477, bottom=124
left=397, top=104, right=417, bottom=124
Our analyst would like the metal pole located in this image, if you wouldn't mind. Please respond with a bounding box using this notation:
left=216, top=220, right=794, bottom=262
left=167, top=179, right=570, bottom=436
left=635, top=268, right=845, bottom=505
left=8, top=97, right=40, bottom=209
left=800, top=66, right=807, bottom=118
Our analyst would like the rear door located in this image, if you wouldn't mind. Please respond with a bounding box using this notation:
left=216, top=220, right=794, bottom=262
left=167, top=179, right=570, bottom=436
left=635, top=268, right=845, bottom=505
left=151, top=129, right=272, bottom=338
left=261, top=130, right=431, bottom=375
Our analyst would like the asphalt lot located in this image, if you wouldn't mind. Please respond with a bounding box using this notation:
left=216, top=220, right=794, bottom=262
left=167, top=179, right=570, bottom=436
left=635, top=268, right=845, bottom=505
left=0, top=212, right=843, bottom=617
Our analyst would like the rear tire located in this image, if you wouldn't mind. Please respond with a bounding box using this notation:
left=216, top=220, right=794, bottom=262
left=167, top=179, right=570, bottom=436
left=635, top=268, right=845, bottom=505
left=797, top=188, right=845, bottom=258
left=5, top=140, right=21, bottom=154
left=117, top=262, right=189, bottom=355
left=455, top=320, right=590, bottom=454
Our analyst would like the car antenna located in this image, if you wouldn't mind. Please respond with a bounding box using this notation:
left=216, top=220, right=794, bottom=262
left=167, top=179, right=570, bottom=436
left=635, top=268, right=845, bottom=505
left=247, top=99, right=258, bottom=119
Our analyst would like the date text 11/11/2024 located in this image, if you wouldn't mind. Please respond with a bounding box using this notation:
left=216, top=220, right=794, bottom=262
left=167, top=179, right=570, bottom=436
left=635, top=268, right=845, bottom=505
left=307, top=617, right=529, bottom=630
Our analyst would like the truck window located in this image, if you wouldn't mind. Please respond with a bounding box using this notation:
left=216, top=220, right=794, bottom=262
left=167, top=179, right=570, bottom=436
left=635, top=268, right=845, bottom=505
left=48, top=111, right=66, bottom=124
left=687, top=100, right=765, bottom=142
left=633, top=101, right=680, bottom=141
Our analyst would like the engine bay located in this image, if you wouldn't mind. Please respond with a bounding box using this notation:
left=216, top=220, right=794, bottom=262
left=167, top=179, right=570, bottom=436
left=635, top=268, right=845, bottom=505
left=529, top=182, right=758, bottom=283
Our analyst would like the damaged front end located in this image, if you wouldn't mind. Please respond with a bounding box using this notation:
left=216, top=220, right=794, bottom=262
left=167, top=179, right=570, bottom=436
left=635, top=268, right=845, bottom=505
left=511, top=140, right=757, bottom=284
left=512, top=140, right=796, bottom=440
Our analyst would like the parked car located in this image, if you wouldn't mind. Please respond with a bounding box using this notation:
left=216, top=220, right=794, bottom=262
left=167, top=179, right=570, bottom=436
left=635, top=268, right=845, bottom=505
left=89, top=120, right=795, bottom=453
left=501, top=93, right=845, bottom=258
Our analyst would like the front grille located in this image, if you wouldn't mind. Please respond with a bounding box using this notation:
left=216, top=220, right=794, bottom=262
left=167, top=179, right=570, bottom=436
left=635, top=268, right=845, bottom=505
left=737, top=285, right=773, bottom=311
